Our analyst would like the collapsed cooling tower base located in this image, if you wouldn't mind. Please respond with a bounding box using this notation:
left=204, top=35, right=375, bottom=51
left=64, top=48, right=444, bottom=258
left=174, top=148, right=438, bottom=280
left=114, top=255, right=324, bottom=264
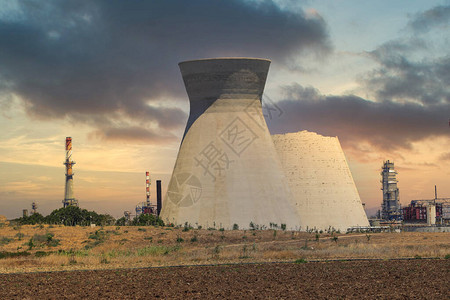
left=272, top=131, right=369, bottom=231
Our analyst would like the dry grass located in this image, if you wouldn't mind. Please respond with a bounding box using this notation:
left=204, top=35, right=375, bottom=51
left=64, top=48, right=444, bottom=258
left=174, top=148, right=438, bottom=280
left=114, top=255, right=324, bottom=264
left=0, top=224, right=449, bottom=273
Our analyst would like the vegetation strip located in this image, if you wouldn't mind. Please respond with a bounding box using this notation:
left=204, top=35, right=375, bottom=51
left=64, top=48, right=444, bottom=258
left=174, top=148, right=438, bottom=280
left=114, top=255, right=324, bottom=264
left=1, top=256, right=444, bottom=276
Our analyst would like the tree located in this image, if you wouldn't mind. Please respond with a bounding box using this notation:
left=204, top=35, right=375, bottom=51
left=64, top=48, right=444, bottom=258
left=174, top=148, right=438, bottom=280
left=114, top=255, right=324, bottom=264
left=131, top=214, right=164, bottom=226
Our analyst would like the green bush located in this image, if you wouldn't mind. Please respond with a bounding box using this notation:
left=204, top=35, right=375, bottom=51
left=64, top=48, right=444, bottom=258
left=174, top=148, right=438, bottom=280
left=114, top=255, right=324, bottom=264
left=0, top=251, right=31, bottom=259
left=0, top=237, right=12, bottom=245
left=232, top=224, right=239, bottom=230
left=294, top=258, right=308, bottom=264
left=35, top=251, right=50, bottom=257
left=15, top=232, right=25, bottom=240
left=15, top=207, right=115, bottom=226
left=130, top=214, right=164, bottom=226
left=444, top=254, right=450, bottom=259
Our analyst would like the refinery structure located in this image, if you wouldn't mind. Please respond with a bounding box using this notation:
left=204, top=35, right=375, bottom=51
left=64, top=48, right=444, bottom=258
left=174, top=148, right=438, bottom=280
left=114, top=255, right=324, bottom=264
left=160, top=57, right=368, bottom=230
left=133, top=172, right=163, bottom=218
left=373, top=160, right=450, bottom=229
left=380, top=160, right=401, bottom=220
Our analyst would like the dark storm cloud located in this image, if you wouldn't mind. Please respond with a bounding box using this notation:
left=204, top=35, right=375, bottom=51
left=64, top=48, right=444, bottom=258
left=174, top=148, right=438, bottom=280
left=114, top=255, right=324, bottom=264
left=365, top=45, right=450, bottom=105
left=88, top=126, right=177, bottom=144
left=0, top=0, right=330, bottom=142
left=269, top=84, right=449, bottom=151
left=268, top=4, right=450, bottom=155
left=408, top=5, right=450, bottom=33
left=363, top=5, right=450, bottom=106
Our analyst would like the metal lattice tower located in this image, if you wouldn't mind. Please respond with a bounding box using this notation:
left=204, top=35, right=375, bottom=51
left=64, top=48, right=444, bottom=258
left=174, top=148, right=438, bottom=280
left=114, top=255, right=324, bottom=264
left=381, top=160, right=401, bottom=220
left=62, top=137, right=78, bottom=208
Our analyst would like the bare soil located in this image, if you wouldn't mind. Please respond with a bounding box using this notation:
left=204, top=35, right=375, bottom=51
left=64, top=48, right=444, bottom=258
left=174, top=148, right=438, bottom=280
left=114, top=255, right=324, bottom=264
left=0, top=259, right=448, bottom=299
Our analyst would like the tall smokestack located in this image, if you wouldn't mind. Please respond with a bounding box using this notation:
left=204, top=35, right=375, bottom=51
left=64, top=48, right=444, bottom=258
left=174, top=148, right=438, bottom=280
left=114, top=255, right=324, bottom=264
left=156, top=180, right=162, bottom=216
left=62, top=137, right=78, bottom=207
left=146, top=172, right=151, bottom=207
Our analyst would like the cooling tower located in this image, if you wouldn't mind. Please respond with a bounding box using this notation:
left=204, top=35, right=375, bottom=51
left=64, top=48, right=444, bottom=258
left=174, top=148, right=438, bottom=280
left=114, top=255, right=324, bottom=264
left=160, top=58, right=301, bottom=229
left=272, top=131, right=369, bottom=231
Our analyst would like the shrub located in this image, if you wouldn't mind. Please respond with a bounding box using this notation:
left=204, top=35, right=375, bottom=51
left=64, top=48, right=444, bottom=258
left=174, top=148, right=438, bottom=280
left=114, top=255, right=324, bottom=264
left=27, top=238, right=34, bottom=250
left=232, top=224, right=239, bottom=230
left=294, top=258, right=307, bottom=264
left=240, top=245, right=249, bottom=259
left=100, top=257, right=109, bottom=264
left=0, top=251, right=31, bottom=259
left=68, top=256, right=77, bottom=265
left=176, top=235, right=184, bottom=243
left=190, top=235, right=198, bottom=242
left=444, top=254, right=450, bottom=259
left=281, top=224, right=286, bottom=231
left=137, top=245, right=180, bottom=256
left=0, top=237, right=12, bottom=245
left=15, top=232, right=25, bottom=241
left=35, top=251, right=49, bottom=258
left=137, top=228, right=146, bottom=232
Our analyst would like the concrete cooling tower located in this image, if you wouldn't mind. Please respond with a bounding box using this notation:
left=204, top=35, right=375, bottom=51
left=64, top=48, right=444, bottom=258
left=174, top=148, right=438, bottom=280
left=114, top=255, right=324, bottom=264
left=160, top=58, right=301, bottom=229
left=272, top=131, right=369, bottom=231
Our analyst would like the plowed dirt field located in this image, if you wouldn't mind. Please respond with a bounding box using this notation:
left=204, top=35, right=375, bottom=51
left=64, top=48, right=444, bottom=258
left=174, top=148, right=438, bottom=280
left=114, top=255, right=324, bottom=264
left=1, top=259, right=448, bottom=299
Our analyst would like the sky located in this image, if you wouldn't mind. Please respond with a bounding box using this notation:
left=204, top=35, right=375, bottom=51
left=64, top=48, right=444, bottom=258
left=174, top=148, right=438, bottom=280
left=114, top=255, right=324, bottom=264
left=0, top=0, right=449, bottom=219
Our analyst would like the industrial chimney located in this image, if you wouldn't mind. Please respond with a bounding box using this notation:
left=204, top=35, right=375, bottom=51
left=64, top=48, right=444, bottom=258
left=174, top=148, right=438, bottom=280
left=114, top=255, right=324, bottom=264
left=160, top=58, right=300, bottom=229
left=156, top=180, right=162, bottom=216
left=62, top=137, right=78, bottom=208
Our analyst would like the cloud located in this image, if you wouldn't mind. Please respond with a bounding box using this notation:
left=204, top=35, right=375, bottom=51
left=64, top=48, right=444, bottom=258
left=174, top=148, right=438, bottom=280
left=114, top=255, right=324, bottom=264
left=88, top=126, right=177, bottom=144
left=439, top=152, right=450, bottom=161
left=269, top=83, right=449, bottom=152
left=365, top=45, right=450, bottom=106
left=362, top=5, right=450, bottom=106
left=408, top=5, right=450, bottom=33
left=0, top=0, right=330, bottom=142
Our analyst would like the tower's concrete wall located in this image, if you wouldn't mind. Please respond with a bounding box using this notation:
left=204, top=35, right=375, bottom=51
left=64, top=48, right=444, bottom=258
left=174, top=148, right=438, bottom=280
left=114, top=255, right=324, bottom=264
left=272, top=131, right=369, bottom=231
left=160, top=58, right=301, bottom=230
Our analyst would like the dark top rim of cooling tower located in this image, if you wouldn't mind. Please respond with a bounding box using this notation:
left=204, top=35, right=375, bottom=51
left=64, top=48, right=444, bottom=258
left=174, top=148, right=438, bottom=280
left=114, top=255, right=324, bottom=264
left=178, top=57, right=271, bottom=141
left=179, top=57, right=271, bottom=65
left=178, top=57, right=271, bottom=98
